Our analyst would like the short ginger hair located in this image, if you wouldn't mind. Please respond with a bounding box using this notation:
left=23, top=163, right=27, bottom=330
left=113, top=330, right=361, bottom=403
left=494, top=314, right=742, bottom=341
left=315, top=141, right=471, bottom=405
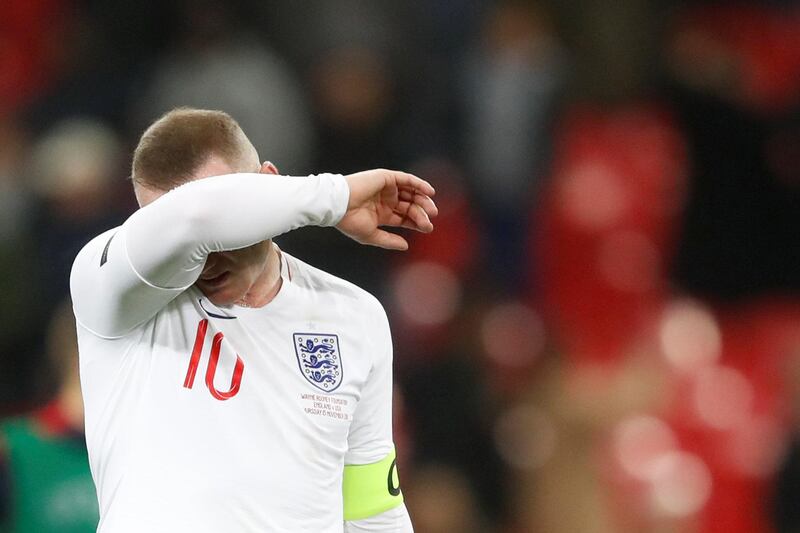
left=132, top=108, right=253, bottom=191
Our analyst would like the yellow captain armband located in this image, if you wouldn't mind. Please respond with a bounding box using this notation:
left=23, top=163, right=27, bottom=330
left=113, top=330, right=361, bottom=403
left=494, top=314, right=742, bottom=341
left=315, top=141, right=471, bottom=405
left=343, top=447, right=404, bottom=521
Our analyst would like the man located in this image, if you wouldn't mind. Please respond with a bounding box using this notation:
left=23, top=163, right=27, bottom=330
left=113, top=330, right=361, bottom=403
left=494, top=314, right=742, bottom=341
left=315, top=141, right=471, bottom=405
left=69, top=108, right=438, bottom=532
left=0, top=302, right=98, bottom=532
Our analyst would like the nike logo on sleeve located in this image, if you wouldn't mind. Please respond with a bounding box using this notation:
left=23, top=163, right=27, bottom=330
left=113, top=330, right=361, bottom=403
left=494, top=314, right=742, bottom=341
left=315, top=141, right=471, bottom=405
left=100, top=233, right=116, bottom=267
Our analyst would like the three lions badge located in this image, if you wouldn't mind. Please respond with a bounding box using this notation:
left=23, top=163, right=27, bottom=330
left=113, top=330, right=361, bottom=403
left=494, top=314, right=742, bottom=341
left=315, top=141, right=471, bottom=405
left=293, top=334, right=343, bottom=392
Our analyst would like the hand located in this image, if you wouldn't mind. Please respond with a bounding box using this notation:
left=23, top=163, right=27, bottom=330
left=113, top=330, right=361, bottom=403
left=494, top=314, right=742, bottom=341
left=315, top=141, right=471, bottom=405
left=337, top=169, right=438, bottom=250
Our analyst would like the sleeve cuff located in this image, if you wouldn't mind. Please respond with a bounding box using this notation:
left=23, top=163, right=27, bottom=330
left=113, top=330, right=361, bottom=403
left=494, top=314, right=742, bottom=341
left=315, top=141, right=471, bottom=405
left=323, top=173, right=350, bottom=226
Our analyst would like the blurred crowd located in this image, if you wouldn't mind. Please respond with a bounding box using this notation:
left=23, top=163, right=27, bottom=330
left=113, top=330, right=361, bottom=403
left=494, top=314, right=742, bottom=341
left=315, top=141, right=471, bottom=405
left=1, top=0, right=800, bottom=532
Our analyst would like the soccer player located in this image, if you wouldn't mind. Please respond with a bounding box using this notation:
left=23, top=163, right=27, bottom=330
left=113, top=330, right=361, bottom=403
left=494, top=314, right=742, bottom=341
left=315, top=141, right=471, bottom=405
left=69, top=108, right=438, bottom=532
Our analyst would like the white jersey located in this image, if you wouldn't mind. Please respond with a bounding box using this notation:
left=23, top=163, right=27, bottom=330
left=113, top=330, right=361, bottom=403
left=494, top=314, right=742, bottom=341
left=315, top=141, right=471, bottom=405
left=70, top=173, right=411, bottom=532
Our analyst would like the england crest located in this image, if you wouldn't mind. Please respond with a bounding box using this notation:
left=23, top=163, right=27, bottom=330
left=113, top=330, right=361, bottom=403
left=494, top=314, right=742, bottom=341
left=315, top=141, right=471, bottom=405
left=293, top=333, right=343, bottom=392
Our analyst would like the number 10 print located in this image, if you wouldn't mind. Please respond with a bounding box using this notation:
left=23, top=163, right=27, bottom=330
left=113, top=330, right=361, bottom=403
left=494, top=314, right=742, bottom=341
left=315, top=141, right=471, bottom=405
left=183, top=319, right=244, bottom=400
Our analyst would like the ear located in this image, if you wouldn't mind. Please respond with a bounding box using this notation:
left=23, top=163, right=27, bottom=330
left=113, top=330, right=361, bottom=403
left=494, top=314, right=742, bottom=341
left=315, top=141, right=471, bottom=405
left=259, top=161, right=279, bottom=175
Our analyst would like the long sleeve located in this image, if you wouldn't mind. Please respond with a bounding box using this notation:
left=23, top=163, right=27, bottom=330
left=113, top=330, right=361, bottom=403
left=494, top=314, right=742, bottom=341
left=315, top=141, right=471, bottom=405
left=344, top=504, right=413, bottom=532
left=343, top=298, right=411, bottom=531
left=70, top=173, right=349, bottom=338
left=345, top=298, right=394, bottom=466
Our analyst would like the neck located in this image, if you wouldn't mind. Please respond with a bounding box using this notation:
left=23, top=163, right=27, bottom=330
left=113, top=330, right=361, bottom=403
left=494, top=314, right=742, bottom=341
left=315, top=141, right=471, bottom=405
left=235, top=244, right=283, bottom=308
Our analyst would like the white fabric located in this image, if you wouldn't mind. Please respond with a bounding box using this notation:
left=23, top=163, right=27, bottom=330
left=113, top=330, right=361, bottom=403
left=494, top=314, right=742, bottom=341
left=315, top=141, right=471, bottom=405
left=71, top=172, right=349, bottom=339
left=70, top=173, right=410, bottom=532
left=345, top=504, right=413, bottom=532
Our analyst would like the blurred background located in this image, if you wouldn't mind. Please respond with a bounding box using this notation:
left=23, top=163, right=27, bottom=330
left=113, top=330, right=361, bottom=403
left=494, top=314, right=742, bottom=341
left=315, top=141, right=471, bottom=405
left=1, top=0, right=799, bottom=531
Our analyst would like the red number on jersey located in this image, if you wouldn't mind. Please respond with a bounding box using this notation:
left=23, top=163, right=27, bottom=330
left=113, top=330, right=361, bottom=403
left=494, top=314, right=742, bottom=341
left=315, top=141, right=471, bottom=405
left=183, top=319, right=244, bottom=400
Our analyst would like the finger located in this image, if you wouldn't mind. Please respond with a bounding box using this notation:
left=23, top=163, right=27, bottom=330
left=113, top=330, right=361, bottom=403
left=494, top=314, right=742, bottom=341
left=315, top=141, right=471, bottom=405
left=381, top=208, right=433, bottom=233
left=399, top=219, right=420, bottom=230
left=388, top=201, right=433, bottom=232
left=382, top=209, right=412, bottom=228
left=367, top=229, right=409, bottom=251
left=393, top=198, right=413, bottom=212
left=398, top=190, right=438, bottom=217
left=393, top=195, right=437, bottom=218
left=390, top=171, right=435, bottom=197
left=398, top=189, right=415, bottom=202
left=404, top=203, right=434, bottom=232
left=413, top=192, right=439, bottom=218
